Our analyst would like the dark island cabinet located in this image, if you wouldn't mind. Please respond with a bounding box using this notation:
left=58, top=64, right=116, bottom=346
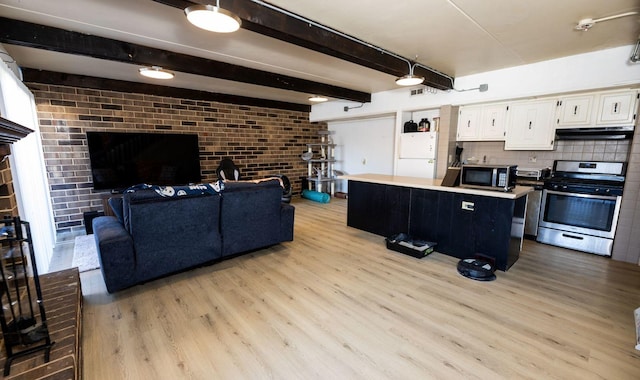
left=347, top=180, right=526, bottom=271
left=347, top=181, right=410, bottom=237
left=435, top=193, right=520, bottom=270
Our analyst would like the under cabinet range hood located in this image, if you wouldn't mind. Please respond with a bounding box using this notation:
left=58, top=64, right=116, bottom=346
left=555, top=126, right=635, bottom=140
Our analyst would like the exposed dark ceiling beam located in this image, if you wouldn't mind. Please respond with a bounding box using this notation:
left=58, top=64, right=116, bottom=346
left=0, top=17, right=370, bottom=103
left=154, top=0, right=454, bottom=90
left=22, top=69, right=311, bottom=112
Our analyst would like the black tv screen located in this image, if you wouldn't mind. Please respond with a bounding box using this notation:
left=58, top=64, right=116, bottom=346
left=86, top=131, right=202, bottom=191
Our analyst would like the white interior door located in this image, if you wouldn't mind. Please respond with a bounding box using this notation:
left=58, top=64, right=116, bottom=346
left=329, top=116, right=395, bottom=192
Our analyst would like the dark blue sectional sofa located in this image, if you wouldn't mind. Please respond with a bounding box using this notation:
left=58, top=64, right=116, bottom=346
left=92, top=179, right=295, bottom=293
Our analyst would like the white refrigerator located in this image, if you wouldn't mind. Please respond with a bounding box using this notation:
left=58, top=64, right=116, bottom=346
left=396, top=131, right=437, bottom=178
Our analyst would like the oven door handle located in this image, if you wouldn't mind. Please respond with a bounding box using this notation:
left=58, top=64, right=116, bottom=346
left=562, top=233, right=584, bottom=240
left=543, top=189, right=620, bottom=201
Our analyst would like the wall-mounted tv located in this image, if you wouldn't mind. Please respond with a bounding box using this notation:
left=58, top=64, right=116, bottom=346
left=86, top=131, right=202, bottom=191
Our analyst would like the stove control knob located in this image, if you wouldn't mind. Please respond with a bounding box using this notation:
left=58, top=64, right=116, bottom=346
left=605, top=189, right=610, bottom=193
left=595, top=188, right=600, bottom=193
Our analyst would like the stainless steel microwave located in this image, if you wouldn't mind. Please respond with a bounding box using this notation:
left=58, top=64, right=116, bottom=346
left=460, top=164, right=517, bottom=192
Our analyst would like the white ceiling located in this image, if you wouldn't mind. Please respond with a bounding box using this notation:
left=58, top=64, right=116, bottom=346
left=1, top=0, right=639, bottom=105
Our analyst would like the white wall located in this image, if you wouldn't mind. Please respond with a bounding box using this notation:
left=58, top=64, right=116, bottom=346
left=311, top=45, right=640, bottom=122
left=329, top=115, right=395, bottom=192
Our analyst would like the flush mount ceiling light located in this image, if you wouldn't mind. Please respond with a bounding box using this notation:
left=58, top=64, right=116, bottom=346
left=574, top=11, right=638, bottom=31
left=185, top=1, right=241, bottom=33
left=139, top=66, right=174, bottom=79
left=308, top=95, right=328, bottom=102
left=396, top=59, right=424, bottom=86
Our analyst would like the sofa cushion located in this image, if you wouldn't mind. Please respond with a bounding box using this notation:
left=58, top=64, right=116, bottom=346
left=220, top=179, right=283, bottom=255
left=123, top=182, right=224, bottom=231
left=127, top=193, right=223, bottom=281
left=108, top=197, right=124, bottom=225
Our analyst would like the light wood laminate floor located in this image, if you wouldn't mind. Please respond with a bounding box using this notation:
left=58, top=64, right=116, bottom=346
left=80, top=198, right=640, bottom=379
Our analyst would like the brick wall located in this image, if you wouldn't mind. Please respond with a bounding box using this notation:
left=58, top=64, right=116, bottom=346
left=28, top=83, right=326, bottom=234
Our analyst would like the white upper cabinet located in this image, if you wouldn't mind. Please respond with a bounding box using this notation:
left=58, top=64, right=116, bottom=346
left=597, top=90, right=638, bottom=125
left=505, top=100, right=556, bottom=150
left=455, top=88, right=637, bottom=148
left=456, top=105, right=482, bottom=141
left=456, top=103, right=508, bottom=141
left=555, top=89, right=638, bottom=128
left=480, top=103, right=508, bottom=140
left=556, top=94, right=595, bottom=128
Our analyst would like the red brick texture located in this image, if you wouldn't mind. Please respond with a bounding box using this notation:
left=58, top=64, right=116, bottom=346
left=28, top=83, right=326, bottom=233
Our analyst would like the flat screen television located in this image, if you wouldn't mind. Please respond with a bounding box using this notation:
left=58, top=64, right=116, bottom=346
left=86, top=131, right=202, bottom=191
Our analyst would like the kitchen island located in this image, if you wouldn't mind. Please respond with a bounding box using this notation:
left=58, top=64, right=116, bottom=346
left=341, top=174, right=531, bottom=271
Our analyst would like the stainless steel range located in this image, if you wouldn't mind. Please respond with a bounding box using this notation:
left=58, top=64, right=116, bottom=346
left=537, top=160, right=626, bottom=256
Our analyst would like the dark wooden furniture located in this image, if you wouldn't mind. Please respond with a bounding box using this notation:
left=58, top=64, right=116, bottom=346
left=346, top=177, right=527, bottom=271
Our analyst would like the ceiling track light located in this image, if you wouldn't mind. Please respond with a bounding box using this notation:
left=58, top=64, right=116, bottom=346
left=575, top=11, right=638, bottom=31
left=139, top=66, right=174, bottom=79
left=396, top=59, right=425, bottom=86
left=185, top=0, right=241, bottom=33
left=249, top=0, right=453, bottom=89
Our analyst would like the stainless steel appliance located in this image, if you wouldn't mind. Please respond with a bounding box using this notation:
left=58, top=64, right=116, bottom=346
left=460, top=164, right=517, bottom=192
left=537, top=160, right=626, bottom=256
left=515, top=167, right=550, bottom=238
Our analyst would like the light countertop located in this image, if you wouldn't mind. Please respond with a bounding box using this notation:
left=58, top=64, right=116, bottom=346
left=339, top=173, right=532, bottom=200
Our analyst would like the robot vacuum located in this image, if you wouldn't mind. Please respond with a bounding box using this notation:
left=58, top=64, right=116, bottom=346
left=457, top=258, right=496, bottom=281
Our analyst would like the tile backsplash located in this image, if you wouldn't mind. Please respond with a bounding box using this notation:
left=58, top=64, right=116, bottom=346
left=459, top=139, right=630, bottom=169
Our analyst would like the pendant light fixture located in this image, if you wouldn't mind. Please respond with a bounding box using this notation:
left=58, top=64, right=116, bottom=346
left=308, top=95, right=328, bottom=102
left=185, top=1, right=242, bottom=33
left=395, top=59, right=424, bottom=86
left=139, top=66, right=174, bottom=79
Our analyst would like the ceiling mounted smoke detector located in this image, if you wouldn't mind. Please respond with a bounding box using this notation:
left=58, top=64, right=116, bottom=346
left=575, top=18, right=595, bottom=31
left=574, top=11, right=638, bottom=31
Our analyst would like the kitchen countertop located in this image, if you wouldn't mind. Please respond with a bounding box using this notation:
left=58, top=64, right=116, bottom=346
left=340, top=173, right=532, bottom=200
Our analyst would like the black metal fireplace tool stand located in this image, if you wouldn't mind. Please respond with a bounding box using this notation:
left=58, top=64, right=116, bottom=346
left=0, top=216, right=54, bottom=376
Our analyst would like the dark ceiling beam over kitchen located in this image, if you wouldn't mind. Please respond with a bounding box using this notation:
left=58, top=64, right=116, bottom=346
left=153, top=0, right=454, bottom=90
left=0, top=17, right=370, bottom=103
left=21, top=69, right=311, bottom=112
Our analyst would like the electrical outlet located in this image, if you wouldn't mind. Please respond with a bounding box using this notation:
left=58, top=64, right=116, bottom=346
left=528, top=155, right=537, bottom=163
left=461, top=201, right=474, bottom=211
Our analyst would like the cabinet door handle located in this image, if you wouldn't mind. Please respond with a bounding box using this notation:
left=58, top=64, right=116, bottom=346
left=467, top=120, right=471, bottom=128
left=562, top=233, right=584, bottom=240
left=528, top=121, right=532, bottom=129
left=613, top=102, right=619, bottom=114
left=492, top=118, right=495, bottom=127
left=573, top=105, right=578, bottom=115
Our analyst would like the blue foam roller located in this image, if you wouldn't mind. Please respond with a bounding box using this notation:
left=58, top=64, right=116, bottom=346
left=302, top=189, right=330, bottom=203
